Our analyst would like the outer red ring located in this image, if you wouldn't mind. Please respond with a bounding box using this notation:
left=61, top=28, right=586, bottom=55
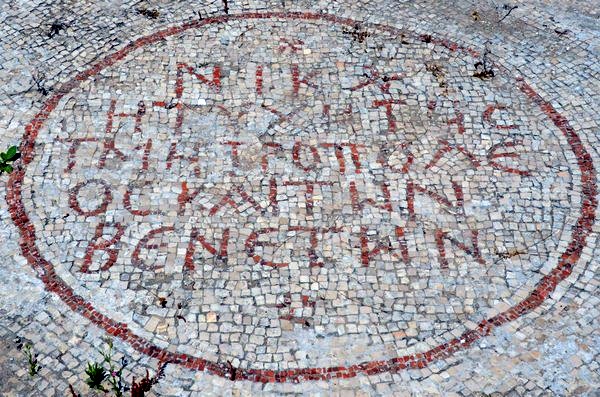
left=7, top=12, right=597, bottom=382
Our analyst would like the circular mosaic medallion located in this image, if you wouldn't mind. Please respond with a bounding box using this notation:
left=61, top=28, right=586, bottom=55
left=9, top=12, right=596, bottom=382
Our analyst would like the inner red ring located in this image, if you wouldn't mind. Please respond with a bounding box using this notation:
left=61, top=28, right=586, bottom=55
left=6, top=12, right=597, bottom=382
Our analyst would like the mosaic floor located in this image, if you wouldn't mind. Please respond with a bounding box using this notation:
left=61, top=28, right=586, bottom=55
left=0, top=1, right=598, bottom=395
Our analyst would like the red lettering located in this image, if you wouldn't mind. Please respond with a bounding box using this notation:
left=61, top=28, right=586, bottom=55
left=222, top=141, right=243, bottom=169
left=394, top=227, right=410, bottom=263
left=292, top=142, right=321, bottom=172
left=141, top=138, right=152, bottom=171
left=447, top=101, right=465, bottom=135
left=282, top=181, right=333, bottom=215
left=176, top=62, right=221, bottom=96
left=255, top=65, right=263, bottom=95
left=278, top=38, right=304, bottom=54
left=406, top=179, right=464, bottom=216
left=155, top=63, right=220, bottom=169
left=209, top=185, right=263, bottom=216
left=208, top=194, right=238, bottom=216
left=124, top=181, right=159, bottom=216
left=487, top=140, right=531, bottom=176
left=261, top=142, right=282, bottom=172
left=69, top=179, right=113, bottom=217
left=320, top=143, right=365, bottom=174
left=61, top=137, right=97, bottom=172
left=435, top=229, right=484, bottom=269
left=426, top=139, right=480, bottom=170
left=377, top=143, right=414, bottom=174
left=324, top=103, right=354, bottom=126
left=99, top=99, right=138, bottom=168
left=372, top=99, right=406, bottom=133
left=132, top=226, right=175, bottom=269
left=184, top=228, right=229, bottom=270
left=351, top=65, right=404, bottom=94
left=269, top=178, right=279, bottom=216
left=177, top=182, right=207, bottom=215
left=349, top=181, right=393, bottom=213
left=245, top=228, right=288, bottom=268
left=81, top=222, right=125, bottom=273
left=483, top=104, right=517, bottom=129
left=291, top=64, right=318, bottom=95
left=360, top=226, right=408, bottom=266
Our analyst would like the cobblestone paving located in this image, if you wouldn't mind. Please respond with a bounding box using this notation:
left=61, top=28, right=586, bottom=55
left=0, top=1, right=598, bottom=396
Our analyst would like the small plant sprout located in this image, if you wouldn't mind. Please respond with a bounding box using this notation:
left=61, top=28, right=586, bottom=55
left=84, top=362, right=107, bottom=391
left=78, top=343, right=165, bottom=396
left=0, top=145, right=20, bottom=175
left=98, top=338, right=127, bottom=396
left=131, top=361, right=167, bottom=397
left=23, top=343, right=41, bottom=377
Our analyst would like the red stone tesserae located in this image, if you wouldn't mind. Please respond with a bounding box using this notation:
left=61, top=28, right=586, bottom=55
left=7, top=11, right=596, bottom=383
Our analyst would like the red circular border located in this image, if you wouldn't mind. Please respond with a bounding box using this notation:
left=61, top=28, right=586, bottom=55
left=7, top=12, right=597, bottom=382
